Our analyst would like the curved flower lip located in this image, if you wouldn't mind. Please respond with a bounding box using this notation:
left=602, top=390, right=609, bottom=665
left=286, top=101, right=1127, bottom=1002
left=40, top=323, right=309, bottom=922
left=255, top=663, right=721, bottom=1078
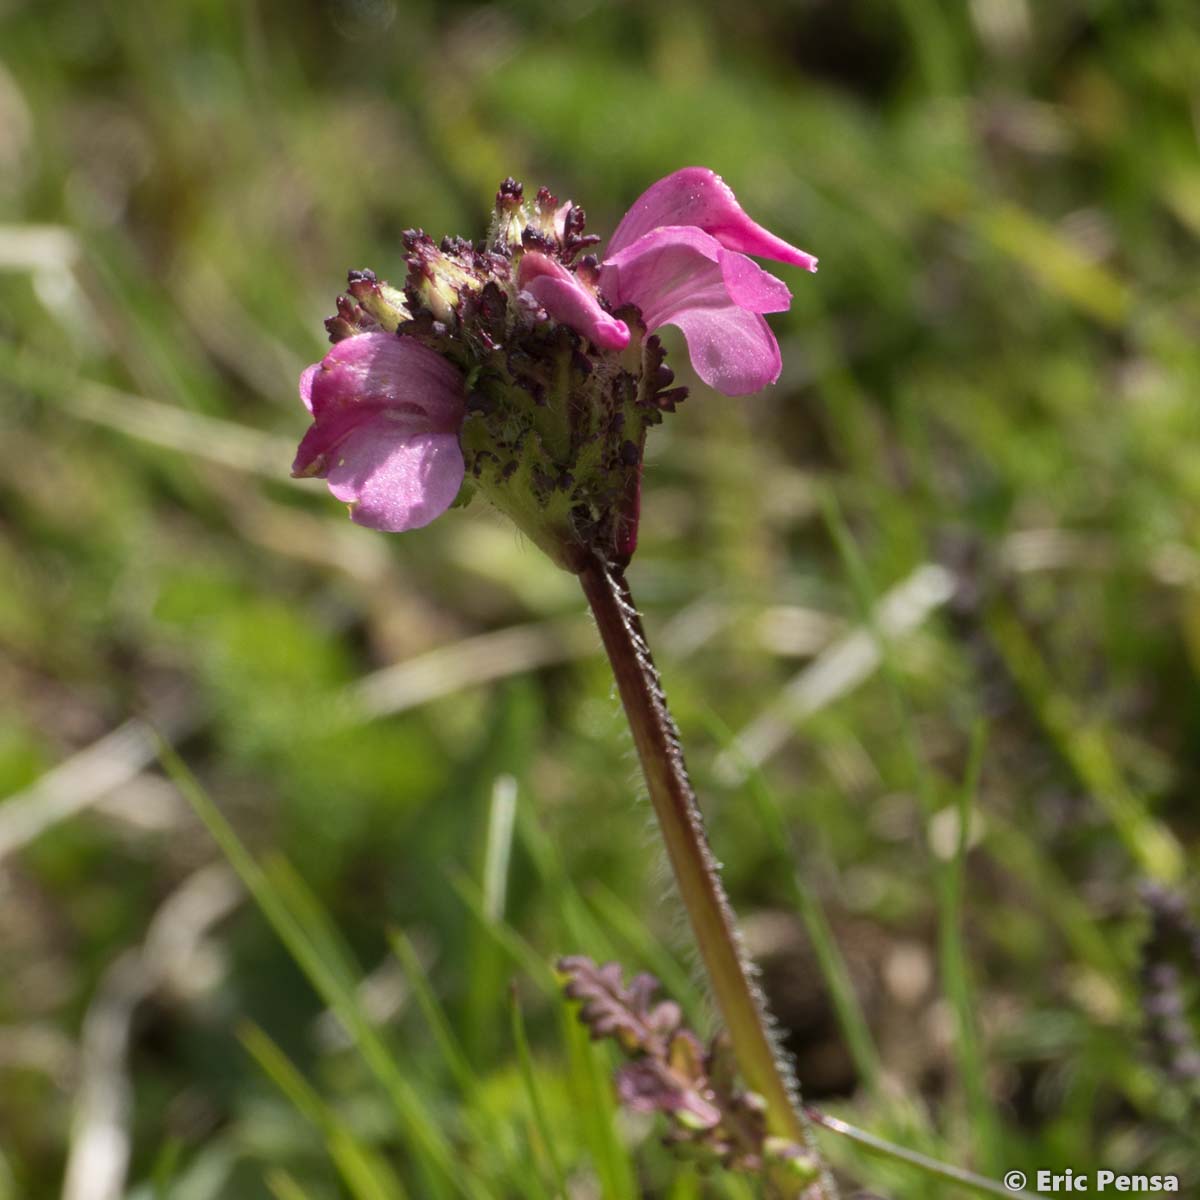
left=292, top=332, right=467, bottom=532
left=602, top=225, right=791, bottom=319
left=517, top=251, right=631, bottom=351
left=607, top=166, right=818, bottom=273
left=600, top=225, right=787, bottom=395
left=324, top=427, right=464, bottom=533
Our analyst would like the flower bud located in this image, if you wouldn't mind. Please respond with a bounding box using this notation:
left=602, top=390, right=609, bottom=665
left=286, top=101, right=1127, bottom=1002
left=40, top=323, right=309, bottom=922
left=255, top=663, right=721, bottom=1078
left=346, top=269, right=409, bottom=330
left=490, top=177, right=526, bottom=253
left=324, top=268, right=410, bottom=341
left=403, top=231, right=484, bottom=326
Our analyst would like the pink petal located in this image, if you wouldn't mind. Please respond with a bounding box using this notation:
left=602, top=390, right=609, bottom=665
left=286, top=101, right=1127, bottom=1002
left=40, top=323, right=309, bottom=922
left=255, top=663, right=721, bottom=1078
left=303, top=332, right=464, bottom=428
left=326, top=423, right=465, bottom=532
left=292, top=332, right=468, bottom=530
left=719, top=249, right=792, bottom=313
left=600, top=227, right=785, bottom=395
left=669, top=307, right=781, bottom=396
left=607, top=167, right=818, bottom=273
left=292, top=404, right=377, bottom=477
left=517, top=251, right=630, bottom=351
left=603, top=226, right=789, bottom=317
left=299, top=363, right=319, bottom=413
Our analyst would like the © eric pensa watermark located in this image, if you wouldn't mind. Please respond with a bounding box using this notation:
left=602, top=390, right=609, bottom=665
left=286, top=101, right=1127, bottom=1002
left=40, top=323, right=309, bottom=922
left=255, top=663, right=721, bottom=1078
left=1004, top=1168, right=1180, bottom=1192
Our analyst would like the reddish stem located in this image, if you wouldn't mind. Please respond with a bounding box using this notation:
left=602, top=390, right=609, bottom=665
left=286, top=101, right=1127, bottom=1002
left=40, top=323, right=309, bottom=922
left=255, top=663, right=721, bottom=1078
left=577, top=551, right=835, bottom=1198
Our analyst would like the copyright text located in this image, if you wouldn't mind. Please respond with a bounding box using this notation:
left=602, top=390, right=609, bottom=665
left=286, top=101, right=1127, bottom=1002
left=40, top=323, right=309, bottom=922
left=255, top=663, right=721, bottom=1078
left=1004, top=1170, right=1180, bottom=1193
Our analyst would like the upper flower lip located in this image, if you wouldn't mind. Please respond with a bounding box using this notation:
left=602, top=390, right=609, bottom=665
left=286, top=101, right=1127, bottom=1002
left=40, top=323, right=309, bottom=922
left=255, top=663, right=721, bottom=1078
left=606, top=166, right=818, bottom=273
left=294, top=331, right=463, bottom=433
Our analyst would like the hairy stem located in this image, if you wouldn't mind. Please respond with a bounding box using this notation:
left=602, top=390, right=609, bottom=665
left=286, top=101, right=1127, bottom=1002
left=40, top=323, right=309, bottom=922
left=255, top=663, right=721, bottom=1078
left=578, top=552, right=835, bottom=1199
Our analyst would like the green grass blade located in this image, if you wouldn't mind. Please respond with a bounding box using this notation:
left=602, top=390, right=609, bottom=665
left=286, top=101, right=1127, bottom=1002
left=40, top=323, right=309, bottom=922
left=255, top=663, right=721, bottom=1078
left=448, top=868, right=557, bottom=993
left=701, top=708, right=884, bottom=1100
left=820, top=493, right=1006, bottom=1159
left=240, top=1022, right=408, bottom=1200
left=150, top=1138, right=184, bottom=1200
left=510, top=987, right=567, bottom=1200
left=514, top=800, right=617, bottom=959
left=265, top=1169, right=319, bottom=1200
left=985, top=604, right=1183, bottom=882
left=982, top=814, right=1130, bottom=991
left=482, top=773, right=518, bottom=924
left=666, top=1167, right=702, bottom=1200
left=937, top=720, right=1002, bottom=1170
left=387, top=927, right=477, bottom=1096
left=261, top=852, right=366, bottom=994
left=450, top=869, right=638, bottom=1197
left=819, top=488, right=942, bottom=826
left=558, top=993, right=639, bottom=1200
left=809, top=1107, right=1039, bottom=1200
left=464, top=773, right=522, bottom=1065
left=158, top=742, right=469, bottom=1200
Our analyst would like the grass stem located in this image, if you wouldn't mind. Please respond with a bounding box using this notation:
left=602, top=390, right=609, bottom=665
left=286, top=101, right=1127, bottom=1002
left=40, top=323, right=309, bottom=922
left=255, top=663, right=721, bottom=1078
left=805, top=1108, right=1040, bottom=1200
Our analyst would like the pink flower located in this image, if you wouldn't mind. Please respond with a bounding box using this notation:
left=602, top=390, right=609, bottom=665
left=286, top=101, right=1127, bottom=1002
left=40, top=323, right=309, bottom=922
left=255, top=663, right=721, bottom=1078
left=293, top=168, right=817, bottom=544
left=516, top=251, right=630, bottom=351
left=292, top=332, right=466, bottom=532
left=535, top=167, right=818, bottom=396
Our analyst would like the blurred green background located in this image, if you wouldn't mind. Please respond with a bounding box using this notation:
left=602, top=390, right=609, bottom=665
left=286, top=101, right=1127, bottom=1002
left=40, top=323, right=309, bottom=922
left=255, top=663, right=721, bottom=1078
left=2, top=1, right=1199, bottom=1197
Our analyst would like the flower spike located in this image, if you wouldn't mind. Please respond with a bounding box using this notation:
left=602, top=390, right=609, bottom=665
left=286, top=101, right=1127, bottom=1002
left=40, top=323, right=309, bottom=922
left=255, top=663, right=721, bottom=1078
left=292, top=167, right=817, bottom=561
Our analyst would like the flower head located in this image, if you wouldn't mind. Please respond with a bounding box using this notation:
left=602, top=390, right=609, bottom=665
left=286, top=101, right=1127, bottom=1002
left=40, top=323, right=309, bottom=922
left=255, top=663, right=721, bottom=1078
left=540, top=167, right=818, bottom=395
left=293, top=168, right=815, bottom=565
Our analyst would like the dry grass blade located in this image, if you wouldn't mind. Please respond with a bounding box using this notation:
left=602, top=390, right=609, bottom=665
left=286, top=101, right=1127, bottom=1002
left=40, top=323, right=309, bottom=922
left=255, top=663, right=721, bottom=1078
left=0, top=346, right=296, bottom=480
left=345, top=616, right=597, bottom=719
left=717, top=564, right=956, bottom=781
left=65, top=378, right=298, bottom=478
left=61, top=864, right=242, bottom=1200
left=0, top=223, right=79, bottom=270
left=0, top=705, right=198, bottom=863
